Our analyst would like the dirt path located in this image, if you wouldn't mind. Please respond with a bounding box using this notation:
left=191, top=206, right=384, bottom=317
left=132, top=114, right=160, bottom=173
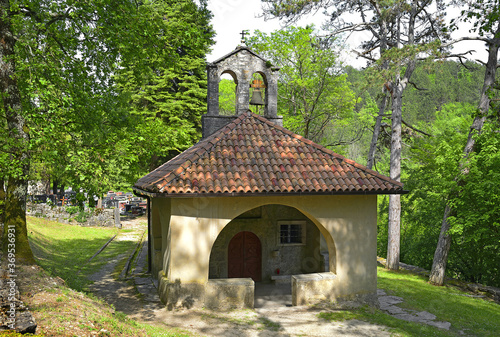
left=129, top=305, right=393, bottom=337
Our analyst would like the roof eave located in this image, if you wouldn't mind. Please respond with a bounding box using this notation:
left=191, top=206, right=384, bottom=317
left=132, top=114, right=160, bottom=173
left=132, top=187, right=409, bottom=199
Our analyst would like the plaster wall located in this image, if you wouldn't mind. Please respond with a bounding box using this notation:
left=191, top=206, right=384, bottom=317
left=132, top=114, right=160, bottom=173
left=150, top=198, right=162, bottom=277
left=155, top=194, right=377, bottom=301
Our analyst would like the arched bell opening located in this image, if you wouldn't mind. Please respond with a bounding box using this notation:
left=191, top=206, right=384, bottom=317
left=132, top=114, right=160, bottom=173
left=249, top=72, right=267, bottom=115
left=208, top=204, right=337, bottom=282
left=219, top=70, right=238, bottom=116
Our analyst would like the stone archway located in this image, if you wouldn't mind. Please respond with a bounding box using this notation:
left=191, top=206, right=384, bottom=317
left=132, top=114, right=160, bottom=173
left=208, top=204, right=334, bottom=282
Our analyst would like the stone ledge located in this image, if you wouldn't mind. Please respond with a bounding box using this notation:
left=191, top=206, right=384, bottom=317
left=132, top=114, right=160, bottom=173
left=158, top=272, right=205, bottom=310
left=205, top=278, right=254, bottom=310
left=271, top=275, right=292, bottom=284
left=292, top=272, right=337, bottom=282
left=292, top=272, right=338, bottom=306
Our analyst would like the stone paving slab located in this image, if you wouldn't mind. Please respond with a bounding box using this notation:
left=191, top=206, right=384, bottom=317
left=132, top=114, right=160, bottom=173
left=427, top=320, right=452, bottom=330
left=378, top=295, right=404, bottom=305
left=134, top=277, right=151, bottom=285
left=377, top=289, right=451, bottom=330
left=416, top=311, right=437, bottom=320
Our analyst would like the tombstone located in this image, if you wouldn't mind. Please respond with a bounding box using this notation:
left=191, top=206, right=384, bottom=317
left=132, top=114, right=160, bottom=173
left=48, top=194, right=57, bottom=205
left=114, top=208, right=121, bottom=229
left=34, top=195, right=48, bottom=204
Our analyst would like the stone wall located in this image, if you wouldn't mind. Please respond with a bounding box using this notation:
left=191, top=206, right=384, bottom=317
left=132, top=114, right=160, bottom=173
left=26, top=203, right=117, bottom=227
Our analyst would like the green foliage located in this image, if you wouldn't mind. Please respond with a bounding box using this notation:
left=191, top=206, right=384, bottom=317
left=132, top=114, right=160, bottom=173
left=218, top=78, right=236, bottom=115
left=115, top=0, right=214, bottom=175
left=65, top=206, right=79, bottom=215
left=402, top=61, right=484, bottom=125
left=246, top=26, right=357, bottom=146
left=0, top=0, right=214, bottom=198
left=397, top=103, right=473, bottom=269
left=378, top=101, right=500, bottom=287
left=446, top=125, right=500, bottom=286
left=75, top=210, right=90, bottom=223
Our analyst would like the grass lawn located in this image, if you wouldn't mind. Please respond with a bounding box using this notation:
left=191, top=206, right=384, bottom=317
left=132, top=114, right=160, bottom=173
left=27, top=216, right=147, bottom=291
left=319, top=267, right=500, bottom=336
left=377, top=267, right=500, bottom=336
left=27, top=216, right=124, bottom=291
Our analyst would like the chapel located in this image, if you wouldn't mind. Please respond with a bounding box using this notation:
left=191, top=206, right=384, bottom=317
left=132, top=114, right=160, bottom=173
left=133, top=46, right=405, bottom=309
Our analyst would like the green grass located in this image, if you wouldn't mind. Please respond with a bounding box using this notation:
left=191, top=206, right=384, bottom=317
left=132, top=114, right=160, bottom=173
left=318, top=267, right=500, bottom=336
left=27, top=216, right=118, bottom=290
left=27, top=216, right=140, bottom=291
left=377, top=267, right=500, bottom=336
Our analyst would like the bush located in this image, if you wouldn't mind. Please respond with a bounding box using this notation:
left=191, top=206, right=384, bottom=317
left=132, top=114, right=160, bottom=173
left=65, top=206, right=79, bottom=215
left=75, top=210, right=90, bottom=223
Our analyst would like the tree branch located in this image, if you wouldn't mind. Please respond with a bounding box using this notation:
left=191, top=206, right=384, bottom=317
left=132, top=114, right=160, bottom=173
left=408, top=81, right=428, bottom=91
left=402, top=119, right=432, bottom=137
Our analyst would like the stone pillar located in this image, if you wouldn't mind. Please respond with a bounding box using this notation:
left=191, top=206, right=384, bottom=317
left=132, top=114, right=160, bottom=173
left=206, top=64, right=219, bottom=116
left=265, top=68, right=279, bottom=118
left=236, top=70, right=250, bottom=114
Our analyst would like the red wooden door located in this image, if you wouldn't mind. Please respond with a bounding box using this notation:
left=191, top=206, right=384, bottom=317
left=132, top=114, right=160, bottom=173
left=228, top=231, right=262, bottom=282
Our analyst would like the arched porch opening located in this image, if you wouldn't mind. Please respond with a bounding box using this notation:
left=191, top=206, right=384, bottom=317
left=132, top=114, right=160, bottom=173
left=208, top=204, right=337, bottom=282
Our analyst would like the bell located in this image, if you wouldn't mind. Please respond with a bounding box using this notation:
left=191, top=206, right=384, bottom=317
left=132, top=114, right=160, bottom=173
left=249, top=79, right=265, bottom=106
left=249, top=88, right=265, bottom=106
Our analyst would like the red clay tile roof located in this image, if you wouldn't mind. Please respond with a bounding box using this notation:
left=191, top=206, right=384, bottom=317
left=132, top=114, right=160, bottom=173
left=134, top=112, right=405, bottom=196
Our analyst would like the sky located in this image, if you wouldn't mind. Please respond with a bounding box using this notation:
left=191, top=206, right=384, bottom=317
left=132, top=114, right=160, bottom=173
left=206, top=0, right=488, bottom=69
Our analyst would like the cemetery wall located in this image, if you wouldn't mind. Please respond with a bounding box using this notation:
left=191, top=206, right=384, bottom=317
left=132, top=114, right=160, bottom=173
left=26, top=203, right=116, bottom=227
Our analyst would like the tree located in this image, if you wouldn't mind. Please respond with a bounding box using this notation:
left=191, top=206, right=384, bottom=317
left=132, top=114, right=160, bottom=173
left=429, top=0, right=500, bottom=286
left=262, top=0, right=451, bottom=270
left=116, top=0, right=215, bottom=173
left=0, top=0, right=213, bottom=262
left=247, top=26, right=357, bottom=145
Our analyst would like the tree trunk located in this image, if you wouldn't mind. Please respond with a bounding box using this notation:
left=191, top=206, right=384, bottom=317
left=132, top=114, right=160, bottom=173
left=0, top=177, right=5, bottom=225
left=367, top=13, right=389, bottom=170
left=1, top=0, right=35, bottom=263
left=429, top=205, right=453, bottom=284
left=429, top=27, right=500, bottom=286
left=387, top=83, right=402, bottom=270
left=386, top=6, right=419, bottom=271
left=366, top=95, right=388, bottom=170
left=3, top=176, right=35, bottom=264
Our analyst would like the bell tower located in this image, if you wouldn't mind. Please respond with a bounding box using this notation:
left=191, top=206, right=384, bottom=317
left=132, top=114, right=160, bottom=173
left=202, top=46, right=282, bottom=138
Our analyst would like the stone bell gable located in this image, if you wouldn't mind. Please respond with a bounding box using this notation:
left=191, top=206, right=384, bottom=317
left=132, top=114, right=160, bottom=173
left=203, top=46, right=282, bottom=139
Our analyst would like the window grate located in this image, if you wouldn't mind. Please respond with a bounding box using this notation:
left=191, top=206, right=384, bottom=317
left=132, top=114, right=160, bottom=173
left=280, top=224, right=302, bottom=244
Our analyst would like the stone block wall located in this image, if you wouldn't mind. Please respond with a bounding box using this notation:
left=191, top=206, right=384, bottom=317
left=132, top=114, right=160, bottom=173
left=26, top=203, right=117, bottom=227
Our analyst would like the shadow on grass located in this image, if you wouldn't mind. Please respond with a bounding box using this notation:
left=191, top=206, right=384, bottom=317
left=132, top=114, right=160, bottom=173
left=27, top=217, right=140, bottom=292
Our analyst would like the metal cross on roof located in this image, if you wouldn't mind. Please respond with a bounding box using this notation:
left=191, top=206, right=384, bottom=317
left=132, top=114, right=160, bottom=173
left=240, top=30, right=249, bottom=45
